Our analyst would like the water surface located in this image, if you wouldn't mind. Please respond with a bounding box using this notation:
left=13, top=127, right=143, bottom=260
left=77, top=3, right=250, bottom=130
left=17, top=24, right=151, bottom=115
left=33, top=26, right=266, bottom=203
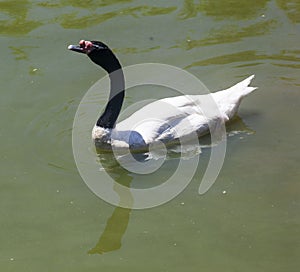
left=0, top=1, right=299, bottom=271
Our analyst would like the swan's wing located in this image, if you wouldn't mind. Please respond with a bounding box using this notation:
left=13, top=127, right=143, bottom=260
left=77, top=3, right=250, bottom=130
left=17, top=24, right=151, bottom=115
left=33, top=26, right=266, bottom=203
left=116, top=94, right=223, bottom=145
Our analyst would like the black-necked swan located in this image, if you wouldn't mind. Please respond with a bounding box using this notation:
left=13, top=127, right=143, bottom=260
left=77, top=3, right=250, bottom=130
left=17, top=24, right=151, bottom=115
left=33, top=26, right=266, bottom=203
left=68, top=40, right=257, bottom=152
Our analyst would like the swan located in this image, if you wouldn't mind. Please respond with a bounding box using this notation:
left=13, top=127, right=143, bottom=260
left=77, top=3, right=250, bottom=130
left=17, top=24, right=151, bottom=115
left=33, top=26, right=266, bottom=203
left=68, top=40, right=257, bottom=152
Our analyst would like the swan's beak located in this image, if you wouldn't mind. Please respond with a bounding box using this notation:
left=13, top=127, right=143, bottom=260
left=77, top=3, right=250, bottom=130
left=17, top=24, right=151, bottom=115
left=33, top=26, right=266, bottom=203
left=68, top=44, right=85, bottom=54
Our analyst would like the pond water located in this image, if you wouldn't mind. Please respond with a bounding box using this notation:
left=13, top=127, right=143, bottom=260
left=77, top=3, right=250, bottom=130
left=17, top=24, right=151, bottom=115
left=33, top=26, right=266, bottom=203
left=0, top=1, right=299, bottom=271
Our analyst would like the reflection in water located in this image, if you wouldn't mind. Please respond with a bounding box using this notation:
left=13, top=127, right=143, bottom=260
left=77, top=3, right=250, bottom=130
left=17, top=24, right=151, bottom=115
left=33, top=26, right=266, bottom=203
left=186, top=50, right=300, bottom=68
left=199, top=0, right=269, bottom=20
left=0, top=0, right=299, bottom=37
left=173, top=20, right=277, bottom=50
left=1, top=0, right=298, bottom=38
left=88, top=153, right=133, bottom=254
left=178, top=0, right=198, bottom=19
left=114, top=45, right=160, bottom=55
left=88, top=115, right=254, bottom=254
left=0, top=1, right=177, bottom=35
left=57, top=6, right=176, bottom=29
left=226, top=116, right=256, bottom=135
left=274, top=63, right=300, bottom=69
left=276, top=0, right=300, bottom=23
left=178, top=0, right=269, bottom=20
left=61, top=0, right=133, bottom=9
left=0, top=0, right=41, bottom=35
left=36, top=0, right=133, bottom=9
left=9, top=46, right=32, bottom=60
left=88, top=206, right=131, bottom=254
left=196, top=115, right=256, bottom=147
left=58, top=11, right=116, bottom=29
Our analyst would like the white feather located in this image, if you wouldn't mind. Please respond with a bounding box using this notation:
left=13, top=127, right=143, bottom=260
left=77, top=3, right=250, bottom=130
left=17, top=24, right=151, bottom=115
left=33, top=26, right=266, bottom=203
left=93, top=75, right=257, bottom=151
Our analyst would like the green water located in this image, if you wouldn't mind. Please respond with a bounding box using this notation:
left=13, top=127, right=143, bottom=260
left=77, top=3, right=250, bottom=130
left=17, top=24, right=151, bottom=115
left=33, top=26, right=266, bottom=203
left=1, top=0, right=299, bottom=271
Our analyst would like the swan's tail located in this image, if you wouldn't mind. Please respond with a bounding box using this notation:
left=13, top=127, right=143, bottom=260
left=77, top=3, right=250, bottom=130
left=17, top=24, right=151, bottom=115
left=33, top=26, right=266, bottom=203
left=228, top=75, right=257, bottom=98
left=213, top=75, right=257, bottom=120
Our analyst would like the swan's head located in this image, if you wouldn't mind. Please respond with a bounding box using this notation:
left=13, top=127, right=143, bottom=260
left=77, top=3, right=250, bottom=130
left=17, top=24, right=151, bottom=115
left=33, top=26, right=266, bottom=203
left=68, top=40, right=121, bottom=73
left=68, top=40, right=108, bottom=54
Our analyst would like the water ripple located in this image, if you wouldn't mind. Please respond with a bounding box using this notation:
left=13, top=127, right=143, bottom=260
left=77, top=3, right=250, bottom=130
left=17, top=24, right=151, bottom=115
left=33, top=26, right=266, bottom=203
left=186, top=50, right=300, bottom=68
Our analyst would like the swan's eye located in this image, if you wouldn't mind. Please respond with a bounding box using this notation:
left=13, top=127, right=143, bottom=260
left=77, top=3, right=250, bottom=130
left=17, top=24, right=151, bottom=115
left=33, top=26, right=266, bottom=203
left=86, top=41, right=93, bottom=49
left=76, top=40, right=95, bottom=53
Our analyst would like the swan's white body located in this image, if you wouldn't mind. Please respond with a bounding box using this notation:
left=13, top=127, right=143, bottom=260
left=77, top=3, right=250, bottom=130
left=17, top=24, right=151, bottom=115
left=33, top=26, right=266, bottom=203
left=92, top=75, right=256, bottom=151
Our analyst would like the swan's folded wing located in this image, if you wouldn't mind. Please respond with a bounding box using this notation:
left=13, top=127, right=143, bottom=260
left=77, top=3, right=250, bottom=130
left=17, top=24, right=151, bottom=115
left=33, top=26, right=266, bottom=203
left=116, top=95, right=221, bottom=144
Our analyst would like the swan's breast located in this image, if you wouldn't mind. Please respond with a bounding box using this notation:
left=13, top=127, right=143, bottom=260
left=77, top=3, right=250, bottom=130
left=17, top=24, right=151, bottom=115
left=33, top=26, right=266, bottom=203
left=92, top=126, right=111, bottom=142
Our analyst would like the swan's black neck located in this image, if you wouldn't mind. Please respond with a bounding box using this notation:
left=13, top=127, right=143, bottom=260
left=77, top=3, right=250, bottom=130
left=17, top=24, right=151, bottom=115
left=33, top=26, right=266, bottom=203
left=89, top=49, right=125, bottom=129
left=96, top=69, right=125, bottom=128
